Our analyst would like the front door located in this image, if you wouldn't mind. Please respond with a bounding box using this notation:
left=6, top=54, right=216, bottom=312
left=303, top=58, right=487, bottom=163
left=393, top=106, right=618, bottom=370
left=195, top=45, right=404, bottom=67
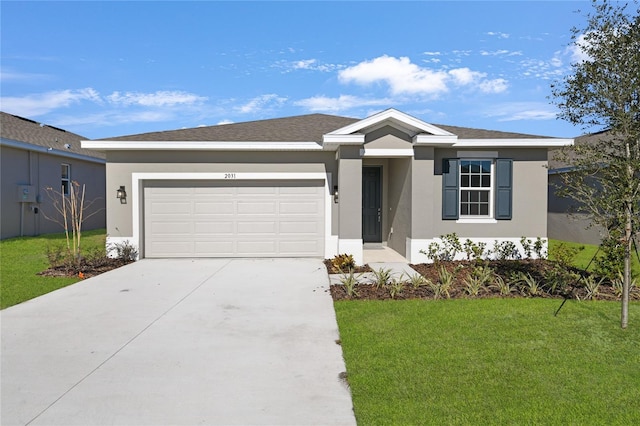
left=362, top=167, right=382, bottom=242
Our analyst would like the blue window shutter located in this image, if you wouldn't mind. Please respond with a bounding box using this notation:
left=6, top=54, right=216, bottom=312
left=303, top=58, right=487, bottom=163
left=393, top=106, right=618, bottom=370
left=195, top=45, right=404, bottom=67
left=495, top=159, right=512, bottom=220
left=442, top=158, right=459, bottom=220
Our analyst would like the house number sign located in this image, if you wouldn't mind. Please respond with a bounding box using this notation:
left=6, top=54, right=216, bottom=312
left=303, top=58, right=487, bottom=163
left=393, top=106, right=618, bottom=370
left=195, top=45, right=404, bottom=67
left=224, top=173, right=236, bottom=179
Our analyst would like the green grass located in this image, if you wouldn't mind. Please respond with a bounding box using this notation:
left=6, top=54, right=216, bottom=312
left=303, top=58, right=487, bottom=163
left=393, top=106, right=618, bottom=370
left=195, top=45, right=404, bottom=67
left=549, top=238, right=640, bottom=276
left=335, top=299, right=640, bottom=425
left=0, top=229, right=107, bottom=309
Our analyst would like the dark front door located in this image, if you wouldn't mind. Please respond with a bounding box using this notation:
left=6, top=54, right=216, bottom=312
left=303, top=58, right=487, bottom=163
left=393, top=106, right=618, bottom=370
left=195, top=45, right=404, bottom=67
left=362, top=167, right=382, bottom=242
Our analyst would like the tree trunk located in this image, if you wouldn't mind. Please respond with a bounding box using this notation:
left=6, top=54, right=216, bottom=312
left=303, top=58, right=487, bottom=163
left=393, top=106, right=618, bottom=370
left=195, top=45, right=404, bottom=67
left=621, top=203, right=632, bottom=329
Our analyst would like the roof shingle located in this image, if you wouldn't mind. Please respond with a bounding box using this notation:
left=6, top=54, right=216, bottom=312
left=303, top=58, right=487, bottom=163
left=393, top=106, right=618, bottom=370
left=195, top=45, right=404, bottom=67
left=0, top=112, right=105, bottom=159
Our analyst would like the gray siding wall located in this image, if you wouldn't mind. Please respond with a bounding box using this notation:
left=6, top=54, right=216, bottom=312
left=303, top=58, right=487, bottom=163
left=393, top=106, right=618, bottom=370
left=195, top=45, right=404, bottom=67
left=432, top=148, right=548, bottom=238
left=387, top=158, right=412, bottom=256
left=548, top=173, right=603, bottom=244
left=1, top=146, right=105, bottom=239
left=105, top=150, right=337, bottom=240
left=336, top=146, right=362, bottom=240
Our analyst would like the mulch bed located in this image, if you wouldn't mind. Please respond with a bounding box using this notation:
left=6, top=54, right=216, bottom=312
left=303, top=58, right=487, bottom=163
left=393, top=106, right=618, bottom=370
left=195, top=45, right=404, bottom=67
left=328, top=259, right=637, bottom=302
left=38, top=257, right=133, bottom=279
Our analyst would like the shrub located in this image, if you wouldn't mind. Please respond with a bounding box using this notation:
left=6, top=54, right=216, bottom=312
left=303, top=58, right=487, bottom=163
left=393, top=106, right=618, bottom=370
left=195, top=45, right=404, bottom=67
left=339, top=270, right=361, bottom=298
left=332, top=253, right=355, bottom=272
left=371, top=267, right=393, bottom=289
left=109, top=240, right=138, bottom=262
left=493, top=240, right=521, bottom=260
left=388, top=278, right=404, bottom=299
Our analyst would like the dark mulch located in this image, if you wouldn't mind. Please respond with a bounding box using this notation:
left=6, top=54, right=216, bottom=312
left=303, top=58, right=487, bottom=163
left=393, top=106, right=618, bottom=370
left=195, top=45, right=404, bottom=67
left=38, top=257, right=133, bottom=279
left=329, top=259, right=636, bottom=302
left=323, top=258, right=372, bottom=274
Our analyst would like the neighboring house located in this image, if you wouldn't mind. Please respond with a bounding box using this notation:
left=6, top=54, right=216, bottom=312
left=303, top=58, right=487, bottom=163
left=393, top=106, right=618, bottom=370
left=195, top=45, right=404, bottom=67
left=547, top=131, right=610, bottom=245
left=84, top=108, right=571, bottom=264
left=0, top=112, right=106, bottom=240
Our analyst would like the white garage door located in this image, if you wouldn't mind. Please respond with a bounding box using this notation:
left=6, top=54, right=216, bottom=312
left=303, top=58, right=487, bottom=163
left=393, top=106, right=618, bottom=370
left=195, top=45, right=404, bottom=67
left=144, top=180, right=325, bottom=258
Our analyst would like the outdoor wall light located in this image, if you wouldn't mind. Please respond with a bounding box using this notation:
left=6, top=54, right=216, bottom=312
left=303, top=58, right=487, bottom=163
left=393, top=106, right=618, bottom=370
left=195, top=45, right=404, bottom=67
left=116, top=186, right=127, bottom=204
left=333, top=185, right=339, bottom=203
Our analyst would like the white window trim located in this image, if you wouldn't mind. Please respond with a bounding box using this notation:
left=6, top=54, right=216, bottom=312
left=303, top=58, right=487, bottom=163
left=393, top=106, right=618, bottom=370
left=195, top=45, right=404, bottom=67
left=61, top=163, right=71, bottom=195
left=458, top=158, right=494, bottom=220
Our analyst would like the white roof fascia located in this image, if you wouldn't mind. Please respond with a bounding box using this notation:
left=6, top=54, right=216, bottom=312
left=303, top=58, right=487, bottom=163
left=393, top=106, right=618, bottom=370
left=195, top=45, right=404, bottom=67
left=360, top=148, right=414, bottom=157
left=451, top=138, right=574, bottom=148
left=325, top=108, right=455, bottom=137
left=321, top=134, right=365, bottom=144
left=1, top=138, right=106, bottom=164
left=414, top=134, right=459, bottom=145
left=82, top=140, right=324, bottom=151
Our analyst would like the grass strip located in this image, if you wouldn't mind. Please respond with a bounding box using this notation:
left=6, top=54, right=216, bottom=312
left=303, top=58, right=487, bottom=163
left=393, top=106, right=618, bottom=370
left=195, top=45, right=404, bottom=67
left=335, top=298, right=640, bottom=425
left=0, top=229, right=106, bottom=309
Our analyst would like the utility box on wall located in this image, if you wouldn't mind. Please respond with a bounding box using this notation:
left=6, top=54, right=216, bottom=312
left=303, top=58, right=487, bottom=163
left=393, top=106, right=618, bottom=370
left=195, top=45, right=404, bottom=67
left=17, top=185, right=36, bottom=203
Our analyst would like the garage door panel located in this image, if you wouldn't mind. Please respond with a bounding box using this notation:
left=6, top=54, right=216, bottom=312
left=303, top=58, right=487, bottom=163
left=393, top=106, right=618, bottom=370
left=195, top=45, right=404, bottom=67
left=150, top=221, right=192, bottom=235
left=279, top=221, right=322, bottom=234
left=195, top=221, right=234, bottom=235
left=237, top=221, right=277, bottom=234
left=194, top=241, right=235, bottom=255
left=237, top=201, right=276, bottom=215
left=145, top=181, right=324, bottom=258
left=279, top=201, right=321, bottom=214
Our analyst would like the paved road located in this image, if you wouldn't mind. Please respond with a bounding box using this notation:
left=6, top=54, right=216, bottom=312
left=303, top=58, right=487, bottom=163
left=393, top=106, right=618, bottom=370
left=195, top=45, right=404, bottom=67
left=1, top=258, right=355, bottom=426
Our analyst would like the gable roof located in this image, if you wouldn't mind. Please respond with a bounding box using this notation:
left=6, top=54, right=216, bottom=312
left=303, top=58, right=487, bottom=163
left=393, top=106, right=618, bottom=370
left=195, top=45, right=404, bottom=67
left=0, top=112, right=105, bottom=161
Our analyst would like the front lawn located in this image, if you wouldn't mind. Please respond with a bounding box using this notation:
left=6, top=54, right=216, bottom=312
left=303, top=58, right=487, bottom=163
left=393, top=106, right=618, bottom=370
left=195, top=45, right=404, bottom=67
left=0, top=229, right=107, bottom=309
left=335, top=299, right=640, bottom=425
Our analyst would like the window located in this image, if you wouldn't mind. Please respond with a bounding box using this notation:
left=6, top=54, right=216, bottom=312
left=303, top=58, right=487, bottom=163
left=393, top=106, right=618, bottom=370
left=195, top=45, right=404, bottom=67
left=61, top=164, right=70, bottom=195
left=442, top=158, right=512, bottom=220
left=460, top=160, right=492, bottom=217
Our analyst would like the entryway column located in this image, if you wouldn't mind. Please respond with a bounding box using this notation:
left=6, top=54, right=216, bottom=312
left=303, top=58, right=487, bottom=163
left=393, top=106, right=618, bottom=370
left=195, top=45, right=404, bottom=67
left=407, top=146, right=435, bottom=263
left=337, top=146, right=363, bottom=264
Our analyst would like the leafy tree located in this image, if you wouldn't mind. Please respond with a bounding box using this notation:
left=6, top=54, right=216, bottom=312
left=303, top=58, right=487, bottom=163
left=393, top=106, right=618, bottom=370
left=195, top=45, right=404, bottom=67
left=551, top=0, right=639, bottom=328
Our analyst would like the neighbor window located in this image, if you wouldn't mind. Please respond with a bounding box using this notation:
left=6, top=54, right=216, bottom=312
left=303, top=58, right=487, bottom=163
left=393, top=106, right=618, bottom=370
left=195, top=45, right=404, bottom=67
left=442, top=158, right=512, bottom=220
left=460, top=160, right=492, bottom=217
left=61, top=164, right=70, bottom=195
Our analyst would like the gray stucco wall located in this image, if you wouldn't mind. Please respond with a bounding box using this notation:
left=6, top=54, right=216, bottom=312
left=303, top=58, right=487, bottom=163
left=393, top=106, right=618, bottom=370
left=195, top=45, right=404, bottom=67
left=547, top=173, right=604, bottom=245
left=387, top=158, right=412, bottom=256
left=336, top=146, right=362, bottom=240
left=1, top=146, right=105, bottom=239
left=105, top=150, right=337, bottom=240
left=431, top=148, right=549, bottom=238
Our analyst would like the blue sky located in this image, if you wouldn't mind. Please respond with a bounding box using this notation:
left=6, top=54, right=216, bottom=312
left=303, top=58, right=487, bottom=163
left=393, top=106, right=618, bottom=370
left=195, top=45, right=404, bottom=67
left=1, top=1, right=592, bottom=139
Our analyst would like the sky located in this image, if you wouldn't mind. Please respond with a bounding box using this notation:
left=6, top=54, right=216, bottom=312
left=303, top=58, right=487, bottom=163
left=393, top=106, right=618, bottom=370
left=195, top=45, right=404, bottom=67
left=1, top=1, right=595, bottom=140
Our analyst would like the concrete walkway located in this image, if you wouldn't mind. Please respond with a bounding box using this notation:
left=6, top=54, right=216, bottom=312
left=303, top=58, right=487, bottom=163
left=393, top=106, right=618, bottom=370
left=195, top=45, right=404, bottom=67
left=1, top=259, right=355, bottom=426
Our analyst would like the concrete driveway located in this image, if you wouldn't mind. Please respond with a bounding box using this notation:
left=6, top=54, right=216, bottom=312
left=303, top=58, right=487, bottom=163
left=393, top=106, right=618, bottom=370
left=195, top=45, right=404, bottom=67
left=1, top=258, right=355, bottom=426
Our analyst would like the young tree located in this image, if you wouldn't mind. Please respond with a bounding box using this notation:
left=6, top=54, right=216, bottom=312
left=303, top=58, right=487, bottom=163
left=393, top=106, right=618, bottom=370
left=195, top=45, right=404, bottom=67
left=551, top=0, right=640, bottom=328
left=42, top=181, right=103, bottom=268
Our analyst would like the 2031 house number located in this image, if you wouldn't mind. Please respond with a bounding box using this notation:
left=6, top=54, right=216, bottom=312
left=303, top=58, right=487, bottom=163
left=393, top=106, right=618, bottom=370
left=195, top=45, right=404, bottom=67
left=224, top=173, right=236, bottom=179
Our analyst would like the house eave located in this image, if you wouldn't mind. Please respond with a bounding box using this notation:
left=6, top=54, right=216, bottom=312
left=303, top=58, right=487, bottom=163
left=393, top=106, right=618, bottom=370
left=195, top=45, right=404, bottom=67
left=82, top=140, right=324, bottom=151
left=451, top=138, right=574, bottom=148
left=1, top=138, right=106, bottom=164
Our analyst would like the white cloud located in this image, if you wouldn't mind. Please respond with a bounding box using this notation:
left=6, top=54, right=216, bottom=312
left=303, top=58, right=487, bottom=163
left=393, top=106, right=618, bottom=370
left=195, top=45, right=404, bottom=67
left=107, top=90, right=207, bottom=107
left=478, top=78, right=509, bottom=94
left=448, top=68, right=485, bottom=85
left=295, top=95, right=391, bottom=113
left=338, top=55, right=450, bottom=96
left=236, top=94, right=287, bottom=114
left=55, top=110, right=174, bottom=127
left=277, top=58, right=341, bottom=73
left=216, top=119, right=234, bottom=125
left=484, top=102, right=558, bottom=122
left=0, top=88, right=101, bottom=117
left=480, top=50, right=522, bottom=57
left=337, top=56, right=508, bottom=97
left=487, top=31, right=510, bottom=39
left=567, top=33, right=592, bottom=63
left=423, top=51, right=441, bottom=56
